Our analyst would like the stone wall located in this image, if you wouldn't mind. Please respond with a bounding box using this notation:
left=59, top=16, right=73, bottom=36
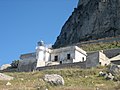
left=36, top=62, right=86, bottom=71
left=18, top=59, right=37, bottom=72
left=86, top=51, right=110, bottom=68
left=86, top=52, right=99, bottom=68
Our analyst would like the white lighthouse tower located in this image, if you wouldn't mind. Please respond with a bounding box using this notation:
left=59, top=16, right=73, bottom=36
left=36, top=40, right=46, bottom=67
left=36, top=40, right=51, bottom=67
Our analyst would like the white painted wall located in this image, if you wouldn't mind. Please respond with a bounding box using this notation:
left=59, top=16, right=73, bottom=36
left=99, top=52, right=110, bottom=66
left=36, top=51, right=45, bottom=67
left=74, top=50, right=86, bottom=63
left=51, top=46, right=87, bottom=64
left=36, top=46, right=51, bottom=67
left=51, top=50, right=75, bottom=63
left=45, top=51, right=50, bottom=62
left=36, top=46, right=45, bottom=67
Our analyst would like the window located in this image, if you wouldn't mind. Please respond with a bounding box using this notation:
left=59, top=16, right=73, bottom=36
left=60, top=61, right=62, bottom=64
left=67, top=54, right=71, bottom=59
left=82, top=57, right=84, bottom=62
left=54, top=55, right=58, bottom=61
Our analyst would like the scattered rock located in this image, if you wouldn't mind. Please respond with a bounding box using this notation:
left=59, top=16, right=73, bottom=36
left=85, top=76, right=88, bottom=78
left=108, top=64, right=120, bottom=76
left=99, top=71, right=106, bottom=77
left=95, top=84, right=105, bottom=87
left=98, top=64, right=120, bottom=81
left=0, top=73, right=14, bottom=81
left=45, top=88, right=48, bottom=90
left=0, top=64, right=11, bottom=70
left=20, top=78, right=24, bottom=81
left=108, top=64, right=120, bottom=81
left=44, top=74, right=64, bottom=86
left=105, top=73, right=114, bottom=80
left=96, top=87, right=99, bottom=90
left=6, top=82, right=12, bottom=86
left=98, top=71, right=115, bottom=81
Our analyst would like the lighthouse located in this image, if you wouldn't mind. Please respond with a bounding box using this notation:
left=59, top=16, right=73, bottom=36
left=36, top=40, right=51, bottom=67
left=36, top=40, right=46, bottom=67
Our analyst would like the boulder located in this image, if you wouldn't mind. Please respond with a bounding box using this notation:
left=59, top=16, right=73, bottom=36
left=0, top=73, right=14, bottom=81
left=0, top=64, right=11, bottom=70
left=44, top=74, right=64, bottom=86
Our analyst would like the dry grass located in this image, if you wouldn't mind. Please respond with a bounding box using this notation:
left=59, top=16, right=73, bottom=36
left=0, top=68, right=119, bottom=90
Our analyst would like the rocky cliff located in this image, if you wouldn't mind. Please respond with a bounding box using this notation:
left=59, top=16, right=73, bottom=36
left=53, top=0, right=120, bottom=48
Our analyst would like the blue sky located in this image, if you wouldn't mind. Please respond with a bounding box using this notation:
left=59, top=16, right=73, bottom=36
left=0, top=0, right=78, bottom=66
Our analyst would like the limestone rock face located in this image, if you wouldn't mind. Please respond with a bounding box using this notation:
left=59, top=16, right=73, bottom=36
left=53, top=0, right=120, bottom=48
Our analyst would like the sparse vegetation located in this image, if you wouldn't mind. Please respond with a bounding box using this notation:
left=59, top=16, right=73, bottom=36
left=80, top=41, right=120, bottom=51
left=0, top=68, right=119, bottom=90
left=11, top=60, right=19, bottom=68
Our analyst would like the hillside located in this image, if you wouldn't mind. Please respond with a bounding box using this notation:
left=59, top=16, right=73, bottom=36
left=0, top=68, right=120, bottom=90
left=53, top=0, right=120, bottom=48
left=79, top=41, right=120, bottom=52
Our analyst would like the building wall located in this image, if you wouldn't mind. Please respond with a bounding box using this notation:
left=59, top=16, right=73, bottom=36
left=74, top=50, right=86, bottom=63
left=99, top=52, right=110, bottom=66
left=86, top=51, right=110, bottom=68
left=51, top=50, right=75, bottom=64
left=36, top=46, right=51, bottom=67
left=36, top=62, right=86, bottom=71
left=36, top=51, right=45, bottom=67
left=18, top=57, right=36, bottom=72
left=86, top=52, right=99, bottom=68
left=45, top=50, right=51, bottom=63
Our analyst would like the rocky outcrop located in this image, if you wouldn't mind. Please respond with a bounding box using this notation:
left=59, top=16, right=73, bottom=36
left=44, top=74, right=64, bottom=85
left=53, top=0, right=120, bottom=48
left=108, top=64, right=120, bottom=77
left=0, top=73, right=14, bottom=81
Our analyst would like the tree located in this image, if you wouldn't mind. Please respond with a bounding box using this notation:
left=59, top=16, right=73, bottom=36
left=11, top=60, right=19, bottom=68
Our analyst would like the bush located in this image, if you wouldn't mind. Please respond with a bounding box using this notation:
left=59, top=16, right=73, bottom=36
left=11, top=60, right=19, bottom=68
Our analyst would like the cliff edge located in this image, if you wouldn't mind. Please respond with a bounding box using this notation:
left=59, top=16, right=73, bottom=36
left=53, top=0, right=120, bottom=48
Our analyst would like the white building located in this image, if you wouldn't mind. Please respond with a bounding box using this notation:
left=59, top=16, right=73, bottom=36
left=36, top=41, right=51, bottom=67
left=86, top=51, right=110, bottom=68
left=109, top=54, right=120, bottom=65
left=18, top=41, right=87, bottom=71
left=36, top=41, right=87, bottom=67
